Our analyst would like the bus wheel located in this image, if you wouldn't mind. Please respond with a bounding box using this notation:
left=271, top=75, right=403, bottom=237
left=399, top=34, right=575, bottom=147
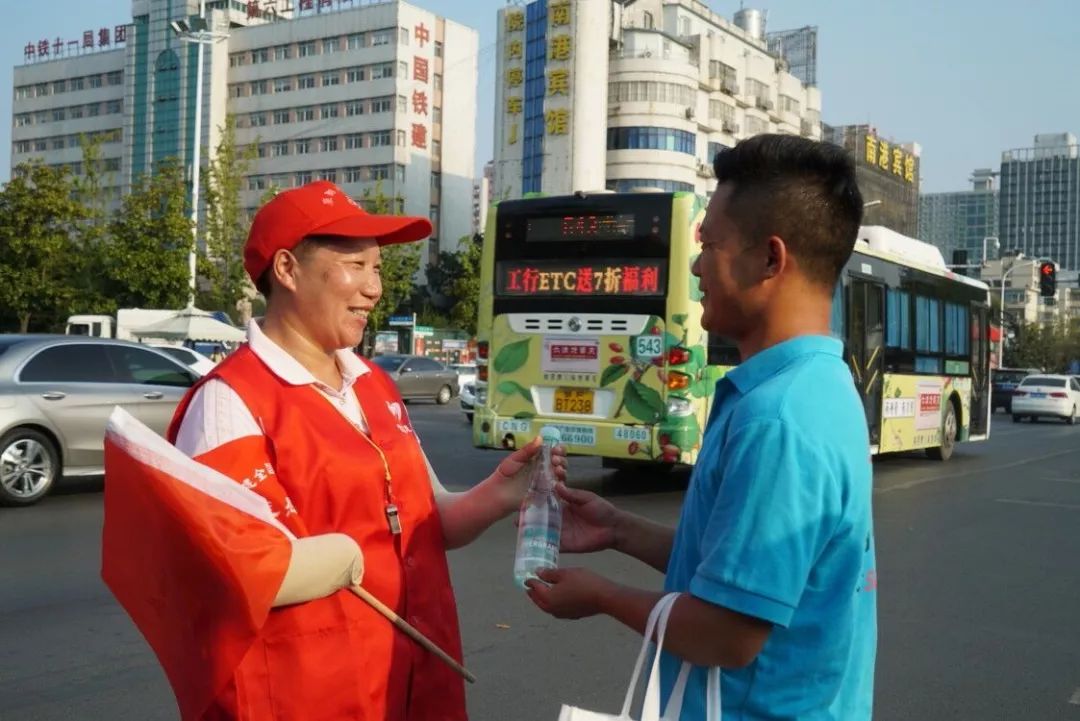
left=926, top=400, right=958, bottom=461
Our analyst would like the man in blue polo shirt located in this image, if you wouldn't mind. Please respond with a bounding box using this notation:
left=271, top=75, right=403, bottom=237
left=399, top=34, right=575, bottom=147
left=526, top=134, right=876, bottom=720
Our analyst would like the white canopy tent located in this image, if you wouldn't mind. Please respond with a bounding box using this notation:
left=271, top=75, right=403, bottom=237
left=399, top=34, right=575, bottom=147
left=130, top=308, right=246, bottom=343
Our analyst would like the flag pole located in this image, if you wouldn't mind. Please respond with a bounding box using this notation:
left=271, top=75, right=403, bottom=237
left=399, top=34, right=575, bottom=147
left=349, top=585, right=477, bottom=684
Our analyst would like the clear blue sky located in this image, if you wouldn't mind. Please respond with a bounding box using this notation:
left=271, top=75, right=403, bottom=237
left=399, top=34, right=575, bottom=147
left=3, top=0, right=1076, bottom=192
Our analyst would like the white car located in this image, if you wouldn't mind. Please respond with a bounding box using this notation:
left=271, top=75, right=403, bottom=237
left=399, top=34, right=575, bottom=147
left=149, top=344, right=217, bottom=376
left=1011, top=374, right=1080, bottom=424
left=460, top=382, right=476, bottom=423
left=449, top=363, right=477, bottom=393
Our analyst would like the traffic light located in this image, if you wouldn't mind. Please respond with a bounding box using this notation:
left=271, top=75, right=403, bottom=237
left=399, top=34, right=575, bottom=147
left=1039, top=261, right=1057, bottom=297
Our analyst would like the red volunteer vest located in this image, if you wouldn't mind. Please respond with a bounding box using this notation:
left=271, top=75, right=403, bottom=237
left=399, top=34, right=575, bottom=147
left=167, top=345, right=467, bottom=721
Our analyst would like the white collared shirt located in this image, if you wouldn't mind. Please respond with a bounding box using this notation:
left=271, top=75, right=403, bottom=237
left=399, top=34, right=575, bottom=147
left=174, top=320, right=372, bottom=457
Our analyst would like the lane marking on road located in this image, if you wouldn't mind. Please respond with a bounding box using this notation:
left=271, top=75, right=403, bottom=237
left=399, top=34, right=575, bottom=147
left=1069, top=687, right=1080, bottom=706
left=875, top=446, right=1080, bottom=495
left=994, top=498, right=1080, bottom=511
left=1041, top=476, right=1080, bottom=485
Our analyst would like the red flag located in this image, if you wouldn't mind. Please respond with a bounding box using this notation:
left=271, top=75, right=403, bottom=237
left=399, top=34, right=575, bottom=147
left=101, top=408, right=293, bottom=721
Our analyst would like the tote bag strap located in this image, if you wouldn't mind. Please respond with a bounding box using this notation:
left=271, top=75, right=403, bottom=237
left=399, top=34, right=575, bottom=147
left=618, top=592, right=681, bottom=717
left=641, top=593, right=682, bottom=719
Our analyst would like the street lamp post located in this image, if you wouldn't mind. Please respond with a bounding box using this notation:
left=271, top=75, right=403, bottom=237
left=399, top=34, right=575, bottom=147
left=998, top=256, right=1034, bottom=365
left=170, top=2, right=228, bottom=308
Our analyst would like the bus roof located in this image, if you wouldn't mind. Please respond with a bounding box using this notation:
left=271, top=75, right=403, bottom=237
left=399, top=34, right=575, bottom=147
left=855, top=225, right=989, bottom=293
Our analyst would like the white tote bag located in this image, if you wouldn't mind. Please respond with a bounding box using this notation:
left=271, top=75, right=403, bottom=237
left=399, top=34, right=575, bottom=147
left=558, top=593, right=721, bottom=721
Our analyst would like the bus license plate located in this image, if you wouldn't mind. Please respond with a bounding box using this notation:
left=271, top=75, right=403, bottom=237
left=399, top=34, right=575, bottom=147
left=554, top=388, right=593, bottom=414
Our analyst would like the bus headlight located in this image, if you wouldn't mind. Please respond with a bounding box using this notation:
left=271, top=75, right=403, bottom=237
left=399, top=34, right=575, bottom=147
left=666, top=397, right=693, bottom=417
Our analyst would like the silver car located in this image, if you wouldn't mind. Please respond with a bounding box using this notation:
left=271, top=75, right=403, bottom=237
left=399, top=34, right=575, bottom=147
left=0, top=335, right=199, bottom=506
left=371, top=354, right=460, bottom=404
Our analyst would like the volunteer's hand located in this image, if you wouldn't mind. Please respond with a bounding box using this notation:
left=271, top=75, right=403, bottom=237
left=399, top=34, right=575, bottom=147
left=556, top=484, right=620, bottom=554
left=272, top=533, right=364, bottom=607
left=525, top=567, right=614, bottom=620
left=492, top=436, right=568, bottom=512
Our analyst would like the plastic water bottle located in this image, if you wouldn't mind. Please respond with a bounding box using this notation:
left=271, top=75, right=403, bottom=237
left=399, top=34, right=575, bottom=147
left=513, top=426, right=562, bottom=589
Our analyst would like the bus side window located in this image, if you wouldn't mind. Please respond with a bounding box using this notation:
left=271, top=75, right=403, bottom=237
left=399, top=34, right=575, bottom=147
left=830, top=281, right=844, bottom=339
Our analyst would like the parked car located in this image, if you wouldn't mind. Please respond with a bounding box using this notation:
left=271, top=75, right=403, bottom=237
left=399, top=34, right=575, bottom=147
left=991, top=367, right=1040, bottom=413
left=449, top=363, right=477, bottom=393
left=460, top=382, right=476, bottom=423
left=1011, top=374, right=1080, bottom=424
left=370, top=354, right=459, bottom=404
left=149, top=344, right=217, bottom=376
left=0, top=335, right=200, bottom=506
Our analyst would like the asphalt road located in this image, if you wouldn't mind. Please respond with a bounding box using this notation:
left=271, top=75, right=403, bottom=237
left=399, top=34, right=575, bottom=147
left=2, top=403, right=1079, bottom=721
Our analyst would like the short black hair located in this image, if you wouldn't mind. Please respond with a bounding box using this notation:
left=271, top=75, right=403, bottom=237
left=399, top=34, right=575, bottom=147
left=712, top=134, right=863, bottom=288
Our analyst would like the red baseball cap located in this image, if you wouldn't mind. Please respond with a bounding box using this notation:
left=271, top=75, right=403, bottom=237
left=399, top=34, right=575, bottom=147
left=244, top=180, right=433, bottom=282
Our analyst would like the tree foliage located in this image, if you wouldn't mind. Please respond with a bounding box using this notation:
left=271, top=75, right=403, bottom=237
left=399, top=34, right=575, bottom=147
left=360, top=182, right=421, bottom=334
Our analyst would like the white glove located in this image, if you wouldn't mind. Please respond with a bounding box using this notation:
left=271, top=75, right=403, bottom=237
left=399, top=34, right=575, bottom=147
left=272, top=533, right=364, bottom=607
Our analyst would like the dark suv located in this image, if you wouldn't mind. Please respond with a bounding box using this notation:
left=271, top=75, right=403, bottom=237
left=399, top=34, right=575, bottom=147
left=992, top=367, right=1040, bottom=413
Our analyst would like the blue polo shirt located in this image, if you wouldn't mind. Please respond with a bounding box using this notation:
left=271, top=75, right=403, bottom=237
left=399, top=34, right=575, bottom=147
left=661, top=335, right=876, bottom=720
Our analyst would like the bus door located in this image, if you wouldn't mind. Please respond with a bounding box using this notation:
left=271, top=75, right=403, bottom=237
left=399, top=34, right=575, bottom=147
left=969, top=305, right=991, bottom=436
left=848, top=278, right=886, bottom=445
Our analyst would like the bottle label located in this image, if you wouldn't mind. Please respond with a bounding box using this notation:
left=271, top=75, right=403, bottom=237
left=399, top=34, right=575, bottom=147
left=517, top=525, right=560, bottom=565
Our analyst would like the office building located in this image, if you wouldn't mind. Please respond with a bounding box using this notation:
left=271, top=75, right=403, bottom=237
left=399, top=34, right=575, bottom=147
left=919, top=168, right=999, bottom=263
left=999, top=133, right=1080, bottom=271
left=492, top=1, right=823, bottom=199
left=11, top=0, right=478, bottom=266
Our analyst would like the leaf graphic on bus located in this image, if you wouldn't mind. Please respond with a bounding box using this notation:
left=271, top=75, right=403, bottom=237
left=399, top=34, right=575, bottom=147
left=672, top=313, right=688, bottom=326
left=600, top=363, right=630, bottom=387
left=665, top=332, right=681, bottom=350
left=689, top=378, right=711, bottom=398
left=513, top=411, right=535, bottom=419
left=498, top=380, right=532, bottom=402
left=493, top=338, right=531, bottom=374
left=624, top=380, right=664, bottom=423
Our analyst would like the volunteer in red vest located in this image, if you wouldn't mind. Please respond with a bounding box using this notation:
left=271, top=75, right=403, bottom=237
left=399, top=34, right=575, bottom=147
left=169, top=180, right=565, bottom=721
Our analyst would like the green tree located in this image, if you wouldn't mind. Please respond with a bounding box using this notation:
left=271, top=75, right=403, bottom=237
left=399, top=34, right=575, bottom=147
left=199, top=115, right=258, bottom=319
left=0, top=162, right=84, bottom=332
left=70, top=133, right=118, bottom=315
left=360, top=182, right=421, bottom=334
left=101, top=158, right=193, bottom=309
left=423, top=234, right=482, bottom=334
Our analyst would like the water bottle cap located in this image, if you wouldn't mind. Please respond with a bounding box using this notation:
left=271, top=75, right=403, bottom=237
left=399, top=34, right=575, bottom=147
left=539, top=426, right=561, bottom=444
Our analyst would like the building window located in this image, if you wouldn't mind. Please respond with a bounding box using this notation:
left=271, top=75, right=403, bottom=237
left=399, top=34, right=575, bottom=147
left=372, top=97, right=393, bottom=113
left=252, top=48, right=269, bottom=64
left=397, top=95, right=407, bottom=113
left=296, top=172, right=313, bottom=186
left=321, top=103, right=339, bottom=119
left=87, top=103, right=101, bottom=117
left=347, top=33, right=364, bottom=50
left=434, top=41, right=443, bottom=58
left=744, top=116, right=768, bottom=135
left=323, top=38, right=339, bottom=54
left=107, top=99, right=122, bottom=114
left=320, top=136, right=339, bottom=152
left=643, top=11, right=654, bottom=29
left=298, top=41, right=316, bottom=57
left=432, top=140, right=441, bottom=158
left=296, top=106, right=315, bottom=122
left=396, top=164, right=406, bottom=183
left=274, top=77, right=293, bottom=93
left=433, top=107, right=442, bottom=124
left=346, top=100, right=366, bottom=116
left=231, top=84, right=245, bottom=98
left=708, top=100, right=735, bottom=122
left=250, top=112, right=267, bottom=127
left=345, top=166, right=365, bottom=183
left=34, top=140, right=47, bottom=152
left=272, top=142, right=289, bottom=157
left=322, top=71, right=340, bottom=87
left=107, top=71, right=123, bottom=86
left=52, top=80, right=67, bottom=93
left=371, top=165, right=390, bottom=180
left=274, top=109, right=290, bottom=124
left=606, top=127, right=696, bottom=155
left=371, top=63, right=395, bottom=80
left=53, top=109, right=66, bottom=122
left=779, top=94, right=800, bottom=114
left=370, top=130, right=392, bottom=147
left=397, top=129, right=407, bottom=146
left=70, top=78, right=84, bottom=91
left=274, top=44, right=292, bottom=61
left=248, top=176, right=267, bottom=191
left=347, top=67, right=366, bottom=83
left=70, top=106, right=84, bottom=119
left=251, top=80, right=269, bottom=95
left=319, top=169, right=338, bottom=183
left=434, top=74, right=443, bottom=91
left=298, top=74, right=316, bottom=90
left=51, top=138, right=65, bottom=150
left=399, top=27, right=409, bottom=45
left=431, top=172, right=440, bottom=189
left=398, top=61, right=408, bottom=78
left=371, top=29, right=392, bottom=46
left=345, top=133, right=363, bottom=149
left=295, top=139, right=311, bottom=154
left=606, top=178, right=695, bottom=193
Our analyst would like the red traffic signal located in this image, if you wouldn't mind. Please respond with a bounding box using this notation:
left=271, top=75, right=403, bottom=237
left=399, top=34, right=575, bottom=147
left=1039, top=261, right=1056, bottom=297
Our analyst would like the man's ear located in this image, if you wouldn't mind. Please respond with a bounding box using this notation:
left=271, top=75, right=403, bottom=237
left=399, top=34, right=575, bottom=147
left=763, top=235, right=788, bottom=280
left=271, top=249, right=301, bottom=293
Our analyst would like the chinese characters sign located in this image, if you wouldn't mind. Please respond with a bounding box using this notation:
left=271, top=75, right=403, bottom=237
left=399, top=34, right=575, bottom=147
left=864, top=134, right=917, bottom=184
left=24, top=25, right=127, bottom=62
left=503, top=8, right=525, bottom=146
left=545, top=0, right=572, bottom=136
left=410, top=21, right=432, bottom=150
left=496, top=261, right=667, bottom=297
